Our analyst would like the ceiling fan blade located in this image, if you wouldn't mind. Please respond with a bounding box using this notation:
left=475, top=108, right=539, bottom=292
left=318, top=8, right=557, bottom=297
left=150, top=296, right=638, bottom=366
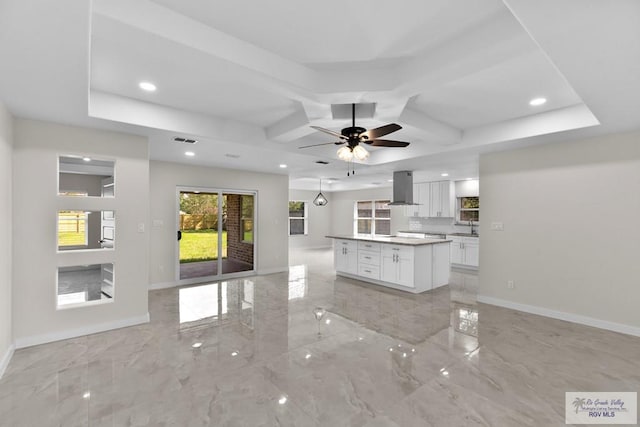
left=368, top=139, right=410, bottom=147
left=310, top=126, right=347, bottom=140
left=298, top=141, right=344, bottom=149
left=360, top=123, right=402, bottom=140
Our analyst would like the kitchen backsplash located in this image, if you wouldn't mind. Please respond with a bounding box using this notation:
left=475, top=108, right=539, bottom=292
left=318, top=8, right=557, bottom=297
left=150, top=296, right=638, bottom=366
left=407, top=217, right=476, bottom=234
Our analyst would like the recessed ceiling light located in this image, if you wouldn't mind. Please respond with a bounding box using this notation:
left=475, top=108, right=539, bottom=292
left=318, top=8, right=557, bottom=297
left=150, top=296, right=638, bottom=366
left=529, top=97, right=547, bottom=106
left=82, top=157, right=91, bottom=162
left=278, top=396, right=288, bottom=405
left=279, top=164, right=287, bottom=168
left=82, top=391, right=91, bottom=399
left=305, top=353, right=311, bottom=359
left=185, top=151, right=195, bottom=157
left=139, top=81, right=157, bottom=92
left=192, top=342, right=202, bottom=348
left=441, top=173, right=449, bottom=177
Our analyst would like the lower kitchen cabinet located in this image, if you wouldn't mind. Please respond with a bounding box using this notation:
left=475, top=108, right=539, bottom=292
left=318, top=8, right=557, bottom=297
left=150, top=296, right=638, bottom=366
left=334, top=239, right=358, bottom=275
left=447, top=235, right=479, bottom=268
left=381, top=245, right=414, bottom=287
left=330, top=236, right=451, bottom=293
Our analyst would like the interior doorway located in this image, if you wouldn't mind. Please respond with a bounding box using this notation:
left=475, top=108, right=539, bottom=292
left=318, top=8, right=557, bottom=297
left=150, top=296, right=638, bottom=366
left=177, top=188, right=256, bottom=283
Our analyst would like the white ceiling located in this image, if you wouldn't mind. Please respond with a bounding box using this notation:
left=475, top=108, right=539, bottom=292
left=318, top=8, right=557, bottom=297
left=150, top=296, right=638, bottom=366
left=1, top=0, right=639, bottom=192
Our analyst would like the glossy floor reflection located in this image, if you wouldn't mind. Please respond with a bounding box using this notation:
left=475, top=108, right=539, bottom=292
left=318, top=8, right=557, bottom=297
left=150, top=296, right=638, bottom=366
left=1, top=248, right=639, bottom=426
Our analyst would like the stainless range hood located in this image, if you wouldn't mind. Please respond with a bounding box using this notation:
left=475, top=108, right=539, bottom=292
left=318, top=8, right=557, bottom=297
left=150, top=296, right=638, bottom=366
left=388, top=171, right=417, bottom=205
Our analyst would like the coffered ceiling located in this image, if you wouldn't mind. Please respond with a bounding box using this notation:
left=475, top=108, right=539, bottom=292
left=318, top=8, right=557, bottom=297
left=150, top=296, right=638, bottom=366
left=1, top=0, right=639, bottom=191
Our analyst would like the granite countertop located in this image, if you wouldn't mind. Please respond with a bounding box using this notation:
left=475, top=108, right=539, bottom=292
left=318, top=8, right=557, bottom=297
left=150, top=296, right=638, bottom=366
left=397, top=230, right=445, bottom=235
left=398, top=230, right=479, bottom=238
left=326, top=235, right=451, bottom=246
left=447, top=233, right=480, bottom=237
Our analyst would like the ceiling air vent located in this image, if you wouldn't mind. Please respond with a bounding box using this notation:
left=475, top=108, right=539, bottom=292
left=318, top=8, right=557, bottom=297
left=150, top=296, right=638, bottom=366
left=315, top=160, right=329, bottom=165
left=173, top=137, right=198, bottom=144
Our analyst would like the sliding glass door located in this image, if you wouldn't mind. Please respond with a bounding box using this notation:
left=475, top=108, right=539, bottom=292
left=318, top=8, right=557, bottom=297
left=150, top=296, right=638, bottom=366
left=177, top=188, right=256, bottom=283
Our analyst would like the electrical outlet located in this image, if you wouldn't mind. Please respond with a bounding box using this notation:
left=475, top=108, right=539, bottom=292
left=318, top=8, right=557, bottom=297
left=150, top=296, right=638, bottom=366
left=507, top=280, right=515, bottom=289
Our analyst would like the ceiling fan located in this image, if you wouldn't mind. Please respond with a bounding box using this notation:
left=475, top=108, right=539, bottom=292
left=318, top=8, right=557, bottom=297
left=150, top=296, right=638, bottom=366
left=299, top=104, right=409, bottom=161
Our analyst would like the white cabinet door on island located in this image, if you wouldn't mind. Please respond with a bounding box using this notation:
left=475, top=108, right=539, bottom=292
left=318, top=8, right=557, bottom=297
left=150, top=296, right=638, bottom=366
left=381, top=245, right=414, bottom=288
left=334, top=239, right=358, bottom=275
left=329, top=235, right=451, bottom=294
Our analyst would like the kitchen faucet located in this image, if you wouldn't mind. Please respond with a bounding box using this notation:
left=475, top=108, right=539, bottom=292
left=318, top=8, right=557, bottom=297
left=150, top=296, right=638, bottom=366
left=469, top=221, right=477, bottom=235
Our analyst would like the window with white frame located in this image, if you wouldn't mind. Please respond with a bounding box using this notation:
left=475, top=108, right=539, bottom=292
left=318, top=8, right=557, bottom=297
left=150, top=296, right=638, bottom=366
left=288, top=201, right=308, bottom=235
left=355, top=200, right=391, bottom=236
left=458, top=197, right=479, bottom=223
left=240, top=195, right=254, bottom=243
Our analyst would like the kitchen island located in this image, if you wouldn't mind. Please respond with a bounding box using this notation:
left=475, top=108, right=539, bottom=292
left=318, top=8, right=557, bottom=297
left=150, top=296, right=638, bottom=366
left=327, top=235, right=451, bottom=294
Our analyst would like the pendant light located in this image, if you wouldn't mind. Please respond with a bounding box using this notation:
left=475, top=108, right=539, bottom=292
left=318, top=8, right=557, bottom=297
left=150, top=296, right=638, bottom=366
left=313, top=178, right=328, bottom=206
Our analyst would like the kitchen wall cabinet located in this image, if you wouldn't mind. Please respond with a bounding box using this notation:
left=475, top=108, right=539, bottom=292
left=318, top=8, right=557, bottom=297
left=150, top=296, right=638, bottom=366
left=404, top=182, right=430, bottom=217
left=405, top=181, right=454, bottom=218
left=447, top=235, right=479, bottom=268
left=334, top=239, right=358, bottom=274
left=429, top=181, right=455, bottom=218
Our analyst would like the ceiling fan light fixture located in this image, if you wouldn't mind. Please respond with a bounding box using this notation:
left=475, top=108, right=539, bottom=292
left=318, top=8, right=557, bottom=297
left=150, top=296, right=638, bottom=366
left=352, top=145, right=369, bottom=160
left=337, top=146, right=353, bottom=161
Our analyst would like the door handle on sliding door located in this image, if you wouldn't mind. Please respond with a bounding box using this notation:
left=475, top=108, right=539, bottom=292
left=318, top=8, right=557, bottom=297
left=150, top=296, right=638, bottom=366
left=177, top=230, right=182, bottom=241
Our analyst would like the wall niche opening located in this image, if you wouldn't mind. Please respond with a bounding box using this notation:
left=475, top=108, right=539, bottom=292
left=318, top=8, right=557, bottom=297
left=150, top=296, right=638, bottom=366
left=57, top=263, right=114, bottom=308
left=57, top=210, right=115, bottom=251
left=58, top=155, right=115, bottom=198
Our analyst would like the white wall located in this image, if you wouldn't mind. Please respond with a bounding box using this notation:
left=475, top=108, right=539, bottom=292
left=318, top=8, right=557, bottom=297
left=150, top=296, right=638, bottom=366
left=59, top=172, right=102, bottom=196
left=12, top=119, right=150, bottom=347
left=479, top=131, right=640, bottom=335
left=0, top=102, right=13, bottom=375
left=288, top=189, right=332, bottom=249
left=149, top=161, right=289, bottom=285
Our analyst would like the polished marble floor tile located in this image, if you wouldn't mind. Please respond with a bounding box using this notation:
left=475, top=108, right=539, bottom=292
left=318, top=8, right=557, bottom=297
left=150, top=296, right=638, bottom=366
left=1, top=248, right=639, bottom=426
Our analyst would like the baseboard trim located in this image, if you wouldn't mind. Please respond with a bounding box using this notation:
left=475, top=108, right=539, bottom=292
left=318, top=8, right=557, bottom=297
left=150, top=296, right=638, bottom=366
left=257, top=266, right=288, bottom=275
left=290, top=245, right=332, bottom=251
left=14, top=313, right=150, bottom=349
left=477, top=295, right=640, bottom=337
left=0, top=344, right=15, bottom=378
left=149, top=281, right=178, bottom=290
